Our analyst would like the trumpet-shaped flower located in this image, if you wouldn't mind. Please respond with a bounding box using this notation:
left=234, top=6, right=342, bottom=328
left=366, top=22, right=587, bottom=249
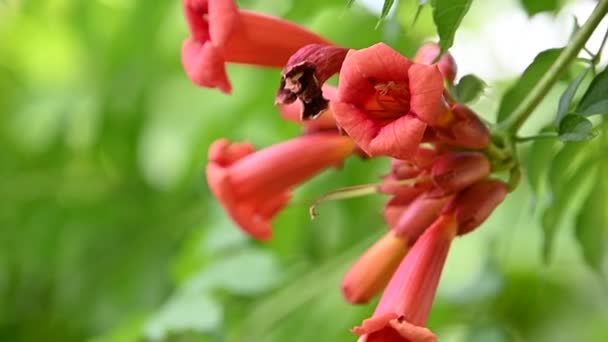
left=353, top=215, right=458, bottom=342
left=206, top=133, right=355, bottom=240
left=182, top=0, right=330, bottom=93
left=331, top=43, right=449, bottom=159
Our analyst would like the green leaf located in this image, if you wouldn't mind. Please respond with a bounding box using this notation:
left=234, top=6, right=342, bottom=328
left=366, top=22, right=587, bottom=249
left=454, top=74, right=486, bottom=103
left=556, top=70, right=588, bottom=126
left=541, top=150, right=593, bottom=263
left=380, top=0, right=395, bottom=21
left=558, top=114, right=595, bottom=142
left=547, top=141, right=588, bottom=196
left=203, top=249, right=281, bottom=295
left=575, top=174, right=607, bottom=277
left=497, top=49, right=563, bottom=122
left=519, top=0, right=561, bottom=16
left=412, top=2, right=427, bottom=26
left=145, top=294, right=223, bottom=340
left=576, top=66, right=608, bottom=116
left=431, top=0, right=473, bottom=53
left=346, top=0, right=356, bottom=8
left=524, top=127, right=557, bottom=198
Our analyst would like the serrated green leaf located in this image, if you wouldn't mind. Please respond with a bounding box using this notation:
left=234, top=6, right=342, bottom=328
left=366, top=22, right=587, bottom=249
left=556, top=70, right=588, bottom=126
left=454, top=74, right=486, bottom=103
left=575, top=173, right=607, bottom=276
left=431, top=0, right=472, bottom=53
left=576, top=66, right=608, bottom=116
left=497, top=49, right=563, bottom=122
left=519, top=0, right=561, bottom=16
left=558, top=114, right=594, bottom=141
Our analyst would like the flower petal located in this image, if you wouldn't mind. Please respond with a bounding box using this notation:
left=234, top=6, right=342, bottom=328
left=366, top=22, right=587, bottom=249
left=332, top=102, right=426, bottom=159
left=408, top=64, right=446, bottom=126
left=182, top=39, right=232, bottom=93
left=223, top=11, right=331, bottom=67
left=207, top=0, right=239, bottom=45
left=338, top=43, right=412, bottom=106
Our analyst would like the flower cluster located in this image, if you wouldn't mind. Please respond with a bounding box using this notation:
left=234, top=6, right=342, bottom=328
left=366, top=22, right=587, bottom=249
left=182, top=1, right=508, bottom=340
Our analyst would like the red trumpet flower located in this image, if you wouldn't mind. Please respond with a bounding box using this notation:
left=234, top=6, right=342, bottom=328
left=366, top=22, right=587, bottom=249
left=206, top=133, right=355, bottom=240
left=331, top=43, right=449, bottom=159
left=353, top=215, right=457, bottom=342
left=182, top=0, right=330, bottom=93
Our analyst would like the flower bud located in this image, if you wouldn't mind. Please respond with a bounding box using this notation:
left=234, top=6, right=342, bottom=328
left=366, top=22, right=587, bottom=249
left=443, top=180, right=508, bottom=235
left=430, top=152, right=490, bottom=196
left=342, top=231, right=409, bottom=304
left=435, top=104, right=489, bottom=149
left=391, top=195, right=450, bottom=243
left=414, top=42, right=457, bottom=84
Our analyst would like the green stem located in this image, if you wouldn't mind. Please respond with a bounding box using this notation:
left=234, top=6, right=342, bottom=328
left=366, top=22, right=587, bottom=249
left=502, top=0, right=608, bottom=133
left=583, top=46, right=595, bottom=57
left=591, top=25, right=608, bottom=65
left=515, top=132, right=558, bottom=143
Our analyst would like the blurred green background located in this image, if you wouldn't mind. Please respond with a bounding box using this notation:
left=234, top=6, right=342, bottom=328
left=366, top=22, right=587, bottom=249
left=0, top=0, right=607, bottom=341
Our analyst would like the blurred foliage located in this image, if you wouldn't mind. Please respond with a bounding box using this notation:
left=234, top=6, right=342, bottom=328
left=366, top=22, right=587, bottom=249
left=0, top=0, right=607, bottom=342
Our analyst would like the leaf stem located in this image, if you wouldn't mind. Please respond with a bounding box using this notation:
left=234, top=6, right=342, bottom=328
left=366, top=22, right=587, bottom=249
left=515, top=132, right=559, bottom=143
left=502, top=0, right=608, bottom=134
left=591, top=25, right=608, bottom=66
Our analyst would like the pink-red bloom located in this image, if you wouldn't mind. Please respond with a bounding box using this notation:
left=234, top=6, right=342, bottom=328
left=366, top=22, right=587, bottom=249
left=182, top=0, right=330, bottom=93
left=331, top=43, right=449, bottom=159
left=206, top=133, right=355, bottom=240
left=353, top=215, right=458, bottom=342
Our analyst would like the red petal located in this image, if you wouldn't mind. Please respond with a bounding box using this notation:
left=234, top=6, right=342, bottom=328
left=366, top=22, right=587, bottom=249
left=408, top=64, right=446, bottom=126
left=181, top=39, right=232, bottom=93
left=207, top=0, right=239, bottom=45
left=332, top=102, right=426, bottom=159
left=223, top=11, right=331, bottom=67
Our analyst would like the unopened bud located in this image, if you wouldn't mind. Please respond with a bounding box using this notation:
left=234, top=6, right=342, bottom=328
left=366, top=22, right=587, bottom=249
left=436, top=104, right=489, bottom=149
left=391, top=195, right=450, bottom=244
left=342, top=231, right=409, bottom=304
left=444, top=180, right=508, bottom=235
left=430, top=152, right=490, bottom=196
left=414, top=43, right=457, bottom=84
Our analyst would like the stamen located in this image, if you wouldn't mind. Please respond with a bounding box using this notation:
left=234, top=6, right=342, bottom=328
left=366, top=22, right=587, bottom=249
left=369, top=82, right=411, bottom=119
left=309, top=176, right=431, bottom=219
